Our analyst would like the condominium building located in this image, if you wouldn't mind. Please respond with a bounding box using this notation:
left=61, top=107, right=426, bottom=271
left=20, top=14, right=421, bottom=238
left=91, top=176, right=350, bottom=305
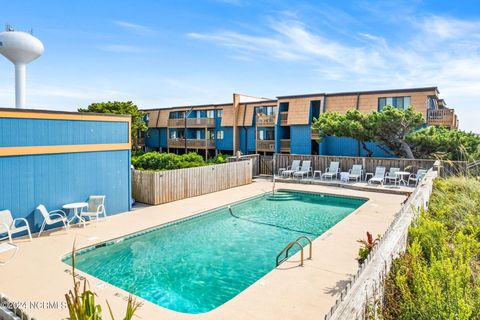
left=142, top=87, right=458, bottom=157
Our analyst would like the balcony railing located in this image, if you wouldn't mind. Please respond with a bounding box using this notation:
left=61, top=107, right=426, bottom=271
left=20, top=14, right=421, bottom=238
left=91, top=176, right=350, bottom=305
left=280, top=139, right=290, bottom=152
left=427, top=109, right=458, bottom=129
left=168, top=118, right=216, bottom=128
left=256, top=114, right=276, bottom=126
left=168, top=139, right=216, bottom=149
left=256, top=140, right=275, bottom=152
left=280, top=112, right=288, bottom=126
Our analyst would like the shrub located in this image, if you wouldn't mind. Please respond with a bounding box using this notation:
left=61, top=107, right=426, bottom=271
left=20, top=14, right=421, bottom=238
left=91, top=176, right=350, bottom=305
left=132, top=152, right=226, bottom=171
left=382, top=177, right=480, bottom=319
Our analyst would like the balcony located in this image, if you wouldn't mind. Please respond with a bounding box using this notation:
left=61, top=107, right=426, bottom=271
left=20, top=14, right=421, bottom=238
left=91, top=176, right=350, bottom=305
left=168, top=118, right=216, bottom=128
left=256, top=114, right=276, bottom=126
left=427, top=109, right=458, bottom=129
left=280, top=139, right=290, bottom=152
left=280, top=112, right=288, bottom=126
left=168, top=138, right=216, bottom=149
left=256, top=140, right=275, bottom=152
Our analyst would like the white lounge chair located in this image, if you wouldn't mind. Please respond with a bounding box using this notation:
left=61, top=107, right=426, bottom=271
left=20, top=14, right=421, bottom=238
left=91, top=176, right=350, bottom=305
left=385, top=167, right=401, bottom=185
left=368, top=166, right=386, bottom=185
left=348, top=164, right=363, bottom=182
left=293, top=160, right=312, bottom=179
left=282, top=160, right=301, bottom=178
left=36, top=204, right=69, bottom=237
left=0, top=210, right=32, bottom=243
left=322, top=161, right=340, bottom=180
left=0, top=242, right=18, bottom=265
left=80, top=195, right=107, bottom=222
left=408, top=169, right=427, bottom=186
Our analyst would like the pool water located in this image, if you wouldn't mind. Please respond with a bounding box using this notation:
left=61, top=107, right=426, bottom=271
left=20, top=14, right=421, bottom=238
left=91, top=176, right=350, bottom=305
left=64, top=190, right=366, bottom=314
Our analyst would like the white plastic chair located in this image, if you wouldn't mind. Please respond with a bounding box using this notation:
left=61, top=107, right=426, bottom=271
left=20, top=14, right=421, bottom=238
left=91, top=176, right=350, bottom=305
left=385, top=167, right=401, bottom=185
left=80, top=195, right=107, bottom=223
left=293, top=160, right=312, bottom=179
left=408, top=169, right=427, bottom=186
left=368, top=166, right=386, bottom=185
left=0, top=210, right=32, bottom=243
left=36, top=204, right=69, bottom=237
left=282, top=160, right=301, bottom=178
left=348, top=165, right=363, bottom=182
left=322, top=161, right=340, bottom=180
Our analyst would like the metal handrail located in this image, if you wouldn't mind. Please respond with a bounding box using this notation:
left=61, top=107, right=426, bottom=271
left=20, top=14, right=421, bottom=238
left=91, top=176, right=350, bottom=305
left=276, top=235, right=313, bottom=267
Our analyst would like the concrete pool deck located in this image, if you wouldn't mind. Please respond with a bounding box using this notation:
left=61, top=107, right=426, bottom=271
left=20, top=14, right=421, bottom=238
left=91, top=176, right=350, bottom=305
left=0, top=181, right=406, bottom=320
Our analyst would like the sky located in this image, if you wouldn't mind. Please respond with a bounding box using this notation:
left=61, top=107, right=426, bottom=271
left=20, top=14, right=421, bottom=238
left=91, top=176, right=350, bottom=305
left=1, top=0, right=479, bottom=132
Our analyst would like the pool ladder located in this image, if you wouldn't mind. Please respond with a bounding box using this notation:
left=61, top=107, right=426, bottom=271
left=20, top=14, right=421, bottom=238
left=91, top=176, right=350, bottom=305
left=276, top=236, right=312, bottom=267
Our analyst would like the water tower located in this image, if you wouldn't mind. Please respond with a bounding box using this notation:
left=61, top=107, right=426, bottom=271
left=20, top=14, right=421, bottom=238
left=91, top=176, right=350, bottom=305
left=0, top=25, right=44, bottom=109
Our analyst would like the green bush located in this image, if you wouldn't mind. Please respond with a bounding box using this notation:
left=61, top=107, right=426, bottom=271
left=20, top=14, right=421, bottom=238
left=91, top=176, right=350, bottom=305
left=382, top=177, right=480, bottom=319
left=132, top=152, right=227, bottom=171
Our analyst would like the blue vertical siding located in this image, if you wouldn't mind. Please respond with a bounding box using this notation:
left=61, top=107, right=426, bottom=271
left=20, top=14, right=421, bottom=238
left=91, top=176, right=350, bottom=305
left=239, top=127, right=256, bottom=153
left=0, top=118, right=128, bottom=146
left=146, top=128, right=160, bottom=148
left=0, top=150, right=130, bottom=233
left=290, top=125, right=312, bottom=154
left=215, top=127, right=233, bottom=151
left=159, top=128, right=168, bottom=148
left=0, top=114, right=131, bottom=237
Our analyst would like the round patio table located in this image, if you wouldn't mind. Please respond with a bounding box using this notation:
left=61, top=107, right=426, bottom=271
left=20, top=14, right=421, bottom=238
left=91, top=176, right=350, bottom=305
left=63, top=202, right=88, bottom=227
left=395, top=171, right=410, bottom=186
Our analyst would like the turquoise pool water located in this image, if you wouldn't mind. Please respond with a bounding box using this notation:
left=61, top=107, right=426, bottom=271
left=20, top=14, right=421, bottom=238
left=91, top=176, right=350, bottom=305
left=64, top=190, right=366, bottom=314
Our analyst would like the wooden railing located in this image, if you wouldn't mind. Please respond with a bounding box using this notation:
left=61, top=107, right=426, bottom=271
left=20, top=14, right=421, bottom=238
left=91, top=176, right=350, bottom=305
left=256, top=140, right=275, bottom=152
left=280, top=139, right=290, bottom=152
left=256, top=114, right=276, bottom=126
left=427, top=108, right=457, bottom=128
left=280, top=112, right=288, bottom=125
left=168, top=138, right=215, bottom=148
left=168, top=118, right=215, bottom=128
left=262, top=154, right=467, bottom=177
left=132, top=161, right=253, bottom=205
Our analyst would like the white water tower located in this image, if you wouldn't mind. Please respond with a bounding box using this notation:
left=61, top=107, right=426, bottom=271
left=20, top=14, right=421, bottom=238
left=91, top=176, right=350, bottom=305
left=0, top=25, right=44, bottom=108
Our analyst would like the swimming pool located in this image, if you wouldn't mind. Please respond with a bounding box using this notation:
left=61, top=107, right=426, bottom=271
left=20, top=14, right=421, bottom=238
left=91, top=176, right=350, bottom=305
left=63, top=190, right=367, bottom=314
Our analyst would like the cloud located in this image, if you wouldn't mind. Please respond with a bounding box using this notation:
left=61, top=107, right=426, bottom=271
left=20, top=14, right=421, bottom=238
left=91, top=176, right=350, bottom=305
left=187, top=13, right=480, bottom=131
left=113, top=20, right=154, bottom=35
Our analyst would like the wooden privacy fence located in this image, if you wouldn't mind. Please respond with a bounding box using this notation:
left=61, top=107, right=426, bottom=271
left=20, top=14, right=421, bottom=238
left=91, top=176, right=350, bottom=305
left=324, top=169, right=437, bottom=320
left=227, top=154, right=260, bottom=176
left=132, top=160, right=252, bottom=205
left=267, top=154, right=467, bottom=177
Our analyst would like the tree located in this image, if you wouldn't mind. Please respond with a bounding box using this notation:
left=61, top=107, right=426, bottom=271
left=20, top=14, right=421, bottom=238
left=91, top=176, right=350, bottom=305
left=312, top=109, right=375, bottom=157
left=369, top=106, right=424, bottom=159
left=312, top=106, right=425, bottom=159
left=407, top=126, right=480, bottom=161
left=78, top=101, right=147, bottom=148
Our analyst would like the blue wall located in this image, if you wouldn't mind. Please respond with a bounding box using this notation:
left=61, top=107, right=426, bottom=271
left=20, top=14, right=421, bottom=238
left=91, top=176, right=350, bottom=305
left=320, top=136, right=395, bottom=157
left=215, top=126, right=233, bottom=151
left=146, top=128, right=160, bottom=149
left=290, top=125, right=312, bottom=154
left=0, top=115, right=131, bottom=236
left=239, top=127, right=256, bottom=153
left=0, top=118, right=129, bottom=146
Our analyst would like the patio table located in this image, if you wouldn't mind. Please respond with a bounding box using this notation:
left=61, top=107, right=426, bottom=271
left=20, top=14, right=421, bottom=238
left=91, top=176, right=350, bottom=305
left=395, top=171, right=410, bottom=186
left=313, top=170, right=322, bottom=180
left=63, top=202, right=88, bottom=227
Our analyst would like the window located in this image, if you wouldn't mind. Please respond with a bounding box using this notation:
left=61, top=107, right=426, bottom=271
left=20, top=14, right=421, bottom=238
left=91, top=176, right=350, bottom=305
left=169, top=111, right=185, bottom=119
left=265, top=129, right=275, bottom=140
left=378, top=96, right=411, bottom=111
left=256, top=105, right=277, bottom=116
left=206, top=110, right=214, bottom=118
left=169, top=130, right=177, bottom=139
left=216, top=130, right=224, bottom=140
left=207, top=129, right=215, bottom=140
left=196, top=130, right=202, bottom=139
left=217, top=109, right=223, bottom=118
left=258, top=130, right=264, bottom=140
